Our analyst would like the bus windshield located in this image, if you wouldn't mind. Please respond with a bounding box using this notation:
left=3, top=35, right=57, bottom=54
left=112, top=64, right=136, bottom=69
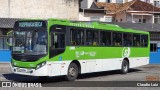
left=13, top=29, right=47, bottom=55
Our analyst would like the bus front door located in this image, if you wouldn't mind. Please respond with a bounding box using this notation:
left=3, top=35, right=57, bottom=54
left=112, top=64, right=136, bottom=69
left=50, top=32, right=65, bottom=58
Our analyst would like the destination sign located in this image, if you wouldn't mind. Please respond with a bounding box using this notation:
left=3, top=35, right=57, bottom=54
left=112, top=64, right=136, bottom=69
left=19, top=22, right=42, bottom=27
left=15, top=21, right=46, bottom=28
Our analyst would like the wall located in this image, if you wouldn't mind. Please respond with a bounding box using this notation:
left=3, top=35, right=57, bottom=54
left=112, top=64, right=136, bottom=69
left=0, top=33, right=11, bottom=63
left=98, top=0, right=117, bottom=3
left=126, top=13, right=132, bottom=22
left=81, top=0, right=88, bottom=8
left=150, top=41, right=160, bottom=64
left=143, top=15, right=153, bottom=23
left=79, top=12, right=90, bottom=21
left=150, top=48, right=160, bottom=64
left=88, top=0, right=95, bottom=8
left=79, top=12, right=106, bottom=21
left=115, top=12, right=127, bottom=22
left=98, top=0, right=106, bottom=2
left=0, top=0, right=79, bottom=20
left=0, top=0, right=9, bottom=18
left=0, top=50, right=11, bottom=62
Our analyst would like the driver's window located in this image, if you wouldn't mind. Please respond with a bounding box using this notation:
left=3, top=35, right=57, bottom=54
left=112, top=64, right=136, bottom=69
left=51, top=33, right=65, bottom=49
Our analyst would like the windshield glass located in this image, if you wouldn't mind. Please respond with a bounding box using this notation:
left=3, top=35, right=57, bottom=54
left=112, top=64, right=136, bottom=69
left=13, top=30, right=47, bottom=55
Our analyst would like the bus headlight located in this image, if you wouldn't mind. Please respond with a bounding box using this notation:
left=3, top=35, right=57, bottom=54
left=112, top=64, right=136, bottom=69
left=36, top=61, right=46, bottom=70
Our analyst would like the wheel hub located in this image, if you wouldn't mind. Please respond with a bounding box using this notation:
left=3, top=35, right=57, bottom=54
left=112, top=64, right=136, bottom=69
left=123, top=64, right=128, bottom=72
left=69, top=67, right=76, bottom=77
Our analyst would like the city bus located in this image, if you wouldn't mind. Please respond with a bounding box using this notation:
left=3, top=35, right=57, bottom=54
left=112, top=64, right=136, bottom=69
left=9, top=19, right=150, bottom=81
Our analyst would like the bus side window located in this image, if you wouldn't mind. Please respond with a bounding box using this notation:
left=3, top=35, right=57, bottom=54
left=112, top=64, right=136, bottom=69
left=123, top=33, right=132, bottom=46
left=86, top=30, right=99, bottom=46
left=70, top=28, right=84, bottom=46
left=100, top=31, right=111, bottom=46
left=113, top=32, right=122, bottom=46
left=51, top=33, right=65, bottom=49
left=133, top=34, right=140, bottom=47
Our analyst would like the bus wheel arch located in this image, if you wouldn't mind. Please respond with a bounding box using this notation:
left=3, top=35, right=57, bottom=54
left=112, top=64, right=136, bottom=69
left=121, top=58, right=130, bottom=74
left=65, top=60, right=81, bottom=81
left=70, top=60, right=81, bottom=74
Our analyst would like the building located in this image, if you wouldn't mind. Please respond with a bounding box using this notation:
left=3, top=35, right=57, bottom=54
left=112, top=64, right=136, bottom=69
left=79, top=0, right=160, bottom=24
left=0, top=0, right=79, bottom=62
left=97, top=0, right=160, bottom=7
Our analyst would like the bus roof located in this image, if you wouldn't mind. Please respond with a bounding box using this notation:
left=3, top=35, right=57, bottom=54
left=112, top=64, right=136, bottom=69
left=47, top=18, right=149, bottom=34
left=15, top=18, right=149, bottom=34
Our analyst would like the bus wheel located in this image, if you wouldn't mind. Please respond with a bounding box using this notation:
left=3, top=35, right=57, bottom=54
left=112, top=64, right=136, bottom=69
left=121, top=60, right=129, bottom=74
left=65, top=63, right=78, bottom=81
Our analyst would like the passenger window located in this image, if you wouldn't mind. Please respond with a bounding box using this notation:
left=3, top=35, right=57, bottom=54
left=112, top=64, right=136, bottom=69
left=113, top=32, right=122, bottom=46
left=100, top=31, right=111, bottom=46
left=123, top=33, right=132, bottom=46
left=141, top=35, right=148, bottom=47
left=70, top=28, right=84, bottom=45
left=133, top=34, right=140, bottom=46
left=86, top=30, right=99, bottom=46
left=51, top=33, right=65, bottom=48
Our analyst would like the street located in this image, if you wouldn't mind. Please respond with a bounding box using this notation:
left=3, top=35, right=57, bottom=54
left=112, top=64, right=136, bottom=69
left=1, top=64, right=160, bottom=81
left=0, top=64, right=160, bottom=90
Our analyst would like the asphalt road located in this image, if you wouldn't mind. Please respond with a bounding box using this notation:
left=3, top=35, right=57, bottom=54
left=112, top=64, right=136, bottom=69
left=0, top=64, right=160, bottom=90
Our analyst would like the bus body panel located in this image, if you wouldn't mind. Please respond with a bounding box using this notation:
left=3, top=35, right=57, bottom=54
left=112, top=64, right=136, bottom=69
left=11, top=57, right=149, bottom=76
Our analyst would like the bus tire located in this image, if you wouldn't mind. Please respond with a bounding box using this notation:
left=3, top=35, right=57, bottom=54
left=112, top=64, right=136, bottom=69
left=65, top=63, right=78, bottom=81
left=121, top=60, right=129, bottom=74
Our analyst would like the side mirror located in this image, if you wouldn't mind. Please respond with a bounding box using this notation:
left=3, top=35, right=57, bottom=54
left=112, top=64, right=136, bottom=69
left=6, top=30, right=13, bottom=46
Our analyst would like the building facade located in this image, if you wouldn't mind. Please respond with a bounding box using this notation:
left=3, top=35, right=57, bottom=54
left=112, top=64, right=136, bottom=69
left=0, top=0, right=79, bottom=19
left=79, top=0, right=160, bottom=24
left=97, top=0, right=160, bottom=7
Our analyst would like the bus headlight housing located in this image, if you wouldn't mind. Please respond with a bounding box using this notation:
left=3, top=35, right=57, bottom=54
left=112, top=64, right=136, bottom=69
left=36, top=61, right=46, bottom=70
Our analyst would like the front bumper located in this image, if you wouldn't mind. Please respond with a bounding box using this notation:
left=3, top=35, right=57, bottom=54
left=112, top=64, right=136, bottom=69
left=11, top=64, right=49, bottom=76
